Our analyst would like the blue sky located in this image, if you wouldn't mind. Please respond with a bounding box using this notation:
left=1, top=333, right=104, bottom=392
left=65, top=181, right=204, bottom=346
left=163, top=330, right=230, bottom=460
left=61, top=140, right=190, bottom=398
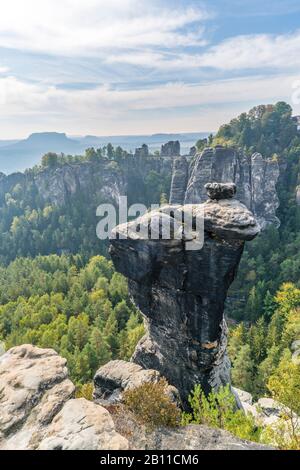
left=0, top=0, right=300, bottom=138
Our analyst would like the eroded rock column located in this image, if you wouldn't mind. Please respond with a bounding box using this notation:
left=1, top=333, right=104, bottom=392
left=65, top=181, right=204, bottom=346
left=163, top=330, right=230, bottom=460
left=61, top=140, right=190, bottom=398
left=109, top=183, right=260, bottom=405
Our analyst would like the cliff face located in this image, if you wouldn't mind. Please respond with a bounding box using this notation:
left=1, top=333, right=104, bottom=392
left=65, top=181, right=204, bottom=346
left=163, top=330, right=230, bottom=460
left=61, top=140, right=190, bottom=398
left=161, top=140, right=180, bottom=157
left=109, top=184, right=260, bottom=405
left=170, top=147, right=280, bottom=229
left=0, top=155, right=173, bottom=208
left=169, top=155, right=189, bottom=205
left=0, top=146, right=279, bottom=232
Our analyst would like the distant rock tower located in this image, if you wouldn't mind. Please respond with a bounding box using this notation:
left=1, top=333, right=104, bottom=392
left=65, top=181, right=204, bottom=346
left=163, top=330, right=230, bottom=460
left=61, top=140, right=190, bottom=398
left=161, top=140, right=180, bottom=157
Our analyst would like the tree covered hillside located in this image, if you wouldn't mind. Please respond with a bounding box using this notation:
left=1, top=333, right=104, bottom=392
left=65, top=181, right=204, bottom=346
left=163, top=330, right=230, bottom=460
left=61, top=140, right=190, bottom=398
left=205, top=102, right=300, bottom=322
left=0, top=255, right=144, bottom=386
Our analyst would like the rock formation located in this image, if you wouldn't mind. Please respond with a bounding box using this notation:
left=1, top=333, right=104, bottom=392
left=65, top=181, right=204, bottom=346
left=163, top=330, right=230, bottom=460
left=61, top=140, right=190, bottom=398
left=169, top=156, right=189, bottom=204
left=0, top=145, right=279, bottom=231
left=0, top=345, right=127, bottom=450
left=161, top=140, right=180, bottom=157
left=93, top=360, right=161, bottom=403
left=140, top=425, right=270, bottom=450
left=171, top=146, right=279, bottom=229
left=134, top=144, right=149, bottom=158
left=109, top=183, right=260, bottom=405
left=0, top=344, right=271, bottom=450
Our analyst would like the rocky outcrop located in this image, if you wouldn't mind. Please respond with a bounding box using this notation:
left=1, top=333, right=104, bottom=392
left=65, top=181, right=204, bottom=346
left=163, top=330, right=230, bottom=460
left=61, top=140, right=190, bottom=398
left=144, top=425, right=271, bottom=450
left=110, top=183, right=260, bottom=405
left=183, top=147, right=280, bottom=229
left=236, top=389, right=300, bottom=435
left=169, top=156, right=189, bottom=204
left=34, top=161, right=127, bottom=206
left=161, top=141, right=180, bottom=157
left=93, top=360, right=161, bottom=403
left=0, top=345, right=128, bottom=450
left=38, top=398, right=128, bottom=450
left=0, top=154, right=174, bottom=209
left=134, top=144, right=149, bottom=158
left=93, top=360, right=180, bottom=406
left=0, top=344, right=273, bottom=450
left=0, top=145, right=279, bottom=233
left=189, top=146, right=197, bottom=157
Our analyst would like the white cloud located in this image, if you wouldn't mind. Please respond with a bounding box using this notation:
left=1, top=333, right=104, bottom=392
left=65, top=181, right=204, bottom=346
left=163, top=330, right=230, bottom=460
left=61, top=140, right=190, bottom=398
left=0, top=73, right=296, bottom=118
left=0, top=0, right=209, bottom=56
left=198, top=31, right=300, bottom=70
left=0, top=67, right=9, bottom=74
left=107, top=30, right=300, bottom=72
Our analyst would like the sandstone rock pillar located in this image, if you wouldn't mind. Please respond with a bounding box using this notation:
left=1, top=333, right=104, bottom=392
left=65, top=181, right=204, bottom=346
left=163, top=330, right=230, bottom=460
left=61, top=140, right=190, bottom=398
left=109, top=183, right=260, bottom=405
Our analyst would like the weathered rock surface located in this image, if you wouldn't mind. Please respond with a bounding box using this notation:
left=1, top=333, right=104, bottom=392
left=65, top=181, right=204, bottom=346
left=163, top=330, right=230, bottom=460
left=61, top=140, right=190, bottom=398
left=38, top=398, right=128, bottom=450
left=0, top=345, right=128, bottom=450
left=169, top=156, right=189, bottom=204
left=205, top=182, right=236, bottom=200
left=0, top=145, right=279, bottom=234
left=183, top=147, right=280, bottom=229
left=0, top=155, right=174, bottom=209
left=233, top=387, right=253, bottom=405
left=0, top=345, right=272, bottom=450
left=161, top=140, right=180, bottom=157
left=93, top=360, right=161, bottom=403
left=110, top=184, right=260, bottom=405
left=145, top=425, right=271, bottom=450
left=237, top=390, right=300, bottom=434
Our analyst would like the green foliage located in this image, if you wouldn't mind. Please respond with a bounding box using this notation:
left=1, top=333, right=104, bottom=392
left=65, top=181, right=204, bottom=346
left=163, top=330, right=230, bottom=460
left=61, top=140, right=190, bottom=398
left=229, top=283, right=300, bottom=398
left=75, top=382, right=94, bottom=401
left=214, top=102, right=296, bottom=157
left=260, top=352, right=300, bottom=450
left=41, top=152, right=59, bottom=168
left=123, top=379, right=181, bottom=430
left=208, top=102, right=300, bottom=323
left=182, top=384, right=261, bottom=442
left=0, top=145, right=171, bottom=264
left=0, top=255, right=143, bottom=385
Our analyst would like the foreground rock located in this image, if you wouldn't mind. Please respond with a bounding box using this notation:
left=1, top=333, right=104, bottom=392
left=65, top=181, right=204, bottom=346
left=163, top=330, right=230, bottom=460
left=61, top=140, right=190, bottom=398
left=0, top=345, right=127, bottom=450
left=110, top=183, right=260, bottom=406
left=38, top=398, right=128, bottom=450
left=236, top=388, right=300, bottom=439
left=0, top=345, right=272, bottom=450
left=93, top=360, right=161, bottom=403
left=145, top=425, right=270, bottom=450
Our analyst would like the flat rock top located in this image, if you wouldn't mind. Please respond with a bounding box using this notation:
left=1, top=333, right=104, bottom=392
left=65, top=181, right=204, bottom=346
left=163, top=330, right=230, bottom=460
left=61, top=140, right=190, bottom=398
left=112, top=196, right=260, bottom=243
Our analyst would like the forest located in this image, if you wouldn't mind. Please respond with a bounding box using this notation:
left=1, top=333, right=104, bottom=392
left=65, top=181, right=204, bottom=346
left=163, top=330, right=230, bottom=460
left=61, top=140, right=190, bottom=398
left=0, top=101, right=299, bottom=447
left=0, top=255, right=144, bottom=387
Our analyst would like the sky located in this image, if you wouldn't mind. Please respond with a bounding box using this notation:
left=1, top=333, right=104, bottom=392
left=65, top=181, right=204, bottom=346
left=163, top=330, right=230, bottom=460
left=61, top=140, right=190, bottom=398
left=1, top=0, right=300, bottom=138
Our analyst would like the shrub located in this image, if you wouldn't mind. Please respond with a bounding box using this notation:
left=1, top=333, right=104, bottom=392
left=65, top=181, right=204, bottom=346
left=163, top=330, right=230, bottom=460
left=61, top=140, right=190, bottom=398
left=123, top=378, right=181, bottom=430
left=182, top=384, right=261, bottom=442
left=75, top=382, right=94, bottom=401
